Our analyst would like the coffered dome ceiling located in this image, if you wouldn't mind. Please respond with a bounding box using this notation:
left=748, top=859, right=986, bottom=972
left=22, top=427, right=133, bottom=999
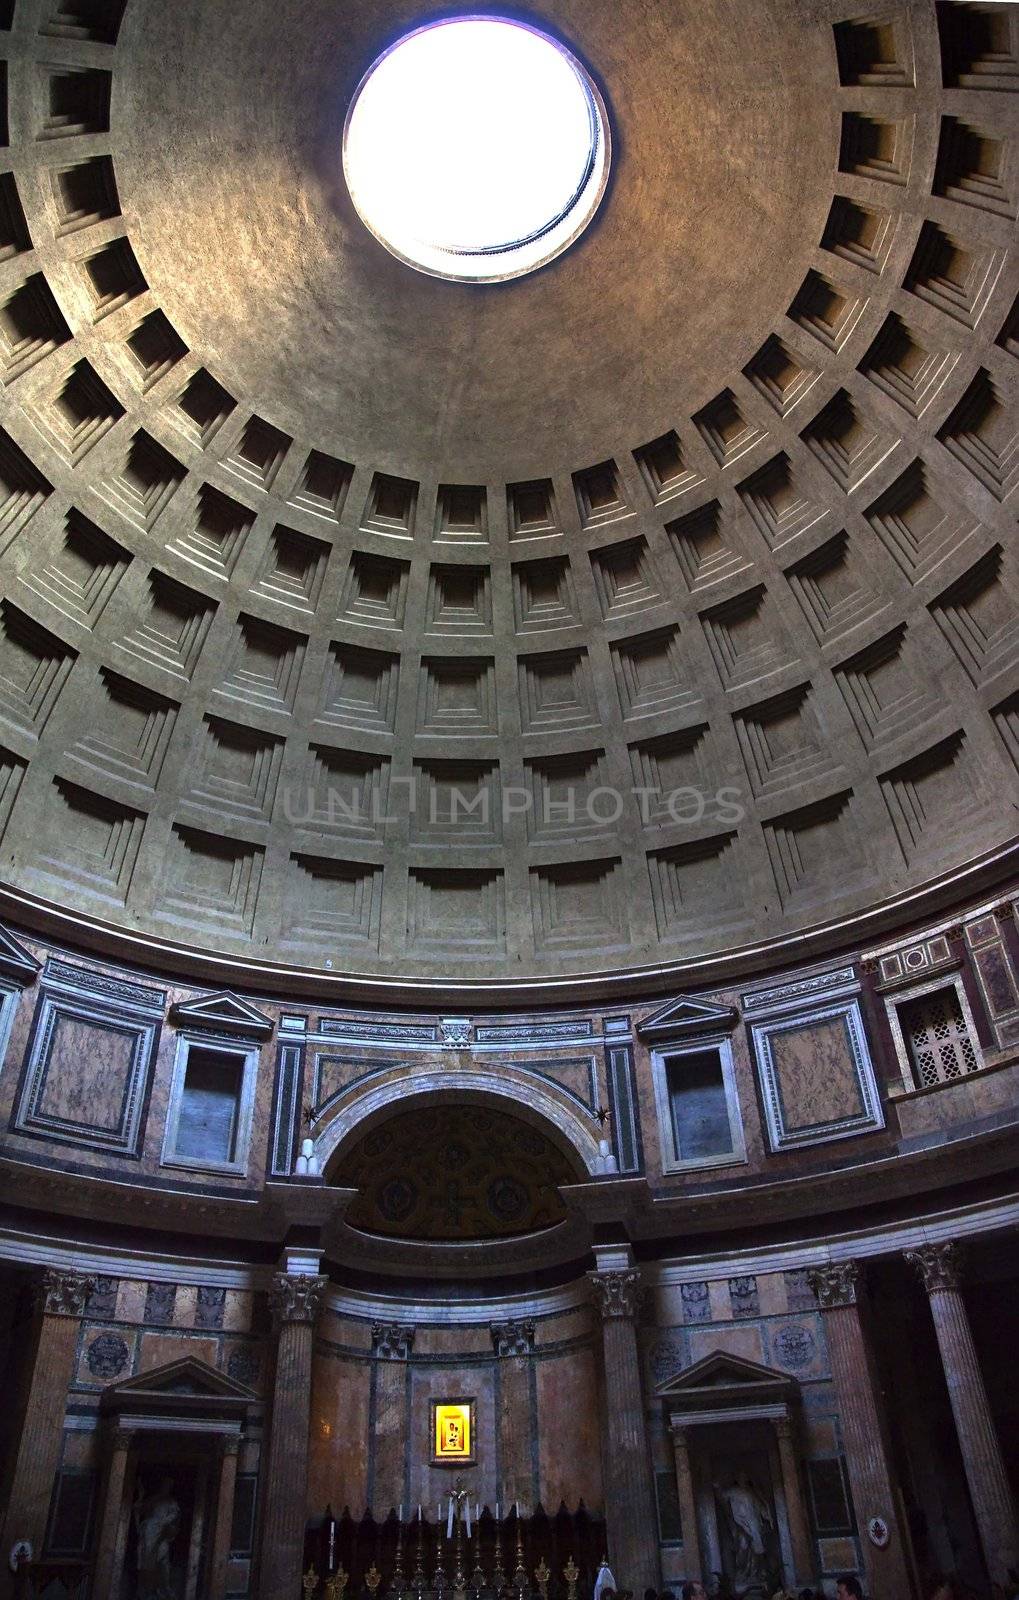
left=0, top=0, right=1016, bottom=990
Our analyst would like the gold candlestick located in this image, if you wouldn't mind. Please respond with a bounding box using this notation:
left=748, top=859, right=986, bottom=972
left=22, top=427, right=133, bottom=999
left=325, top=1566, right=349, bottom=1600
left=492, top=1512, right=507, bottom=1593
left=366, top=1564, right=383, bottom=1600
left=564, top=1558, right=579, bottom=1600
left=452, top=1508, right=468, bottom=1600
left=534, top=1559, right=550, bottom=1600
left=434, top=1519, right=448, bottom=1597
left=469, top=1512, right=484, bottom=1600
left=304, top=1567, right=320, bottom=1598
left=512, top=1513, right=527, bottom=1600
left=412, top=1515, right=427, bottom=1600
left=392, top=1519, right=406, bottom=1600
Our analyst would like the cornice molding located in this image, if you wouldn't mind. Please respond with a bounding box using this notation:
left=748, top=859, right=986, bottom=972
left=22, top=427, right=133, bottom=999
left=0, top=840, right=1015, bottom=1006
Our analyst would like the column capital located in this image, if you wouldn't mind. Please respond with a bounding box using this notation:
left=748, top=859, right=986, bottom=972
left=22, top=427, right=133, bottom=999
left=220, top=1434, right=241, bottom=1459
left=490, top=1318, right=535, bottom=1357
left=371, top=1320, right=415, bottom=1360
left=590, top=1267, right=644, bottom=1320
left=774, top=1412, right=792, bottom=1440
left=35, top=1266, right=94, bottom=1318
left=269, top=1271, right=327, bottom=1328
left=905, top=1240, right=964, bottom=1294
left=807, top=1260, right=860, bottom=1310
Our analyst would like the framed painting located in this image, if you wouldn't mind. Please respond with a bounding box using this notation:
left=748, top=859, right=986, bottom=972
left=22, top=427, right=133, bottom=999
left=430, top=1398, right=476, bottom=1467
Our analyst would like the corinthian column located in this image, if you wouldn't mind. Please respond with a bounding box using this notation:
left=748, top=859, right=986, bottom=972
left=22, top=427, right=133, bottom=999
left=808, top=1262, right=916, bottom=1598
left=590, top=1261, right=660, bottom=1593
left=258, top=1271, right=327, bottom=1599
left=0, top=1266, right=93, bottom=1596
left=905, top=1242, right=1019, bottom=1586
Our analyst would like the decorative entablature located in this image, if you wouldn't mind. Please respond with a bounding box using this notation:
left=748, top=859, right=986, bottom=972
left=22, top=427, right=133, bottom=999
left=740, top=963, right=859, bottom=1018
left=168, top=990, right=275, bottom=1042
left=656, top=1349, right=798, bottom=1426
left=864, top=931, right=961, bottom=994
left=636, top=995, right=739, bottom=1043
left=99, top=1355, right=256, bottom=1429
left=0, top=922, right=40, bottom=988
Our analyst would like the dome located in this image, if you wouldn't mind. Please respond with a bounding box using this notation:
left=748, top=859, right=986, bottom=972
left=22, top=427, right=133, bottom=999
left=0, top=0, right=1014, bottom=998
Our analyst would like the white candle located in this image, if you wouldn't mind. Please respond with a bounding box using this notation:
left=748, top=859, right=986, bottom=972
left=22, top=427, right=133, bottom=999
left=495, top=1502, right=500, bottom=1521
left=399, top=1504, right=403, bottom=1523
left=446, top=1496, right=454, bottom=1540
left=417, top=1504, right=422, bottom=1522
left=515, top=1500, right=520, bottom=1519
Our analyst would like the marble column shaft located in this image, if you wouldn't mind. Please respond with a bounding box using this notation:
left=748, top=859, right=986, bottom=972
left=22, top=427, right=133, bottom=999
left=808, top=1263, right=916, bottom=1598
left=209, top=1437, right=241, bottom=1600
left=669, top=1425, right=701, bottom=1583
left=906, top=1243, right=1019, bottom=1586
left=90, top=1427, right=132, bottom=1600
left=774, top=1414, right=814, bottom=1588
left=0, top=1268, right=92, bottom=1595
left=590, top=1270, right=660, bottom=1594
left=258, top=1273, right=327, bottom=1600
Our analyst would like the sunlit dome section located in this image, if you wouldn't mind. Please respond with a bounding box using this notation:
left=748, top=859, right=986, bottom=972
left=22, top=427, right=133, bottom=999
left=343, top=17, right=610, bottom=281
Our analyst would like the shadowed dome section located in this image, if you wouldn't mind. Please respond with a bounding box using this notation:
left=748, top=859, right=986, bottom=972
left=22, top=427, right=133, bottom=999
left=333, top=1104, right=580, bottom=1240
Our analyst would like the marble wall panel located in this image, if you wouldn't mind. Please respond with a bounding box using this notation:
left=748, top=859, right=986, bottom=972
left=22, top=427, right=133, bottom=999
left=309, top=1350, right=371, bottom=1515
left=536, top=1346, right=603, bottom=1511
left=408, top=1362, right=498, bottom=1513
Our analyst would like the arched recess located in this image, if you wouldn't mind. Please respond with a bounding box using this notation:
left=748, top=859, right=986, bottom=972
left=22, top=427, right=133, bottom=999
left=314, top=1063, right=605, bottom=1183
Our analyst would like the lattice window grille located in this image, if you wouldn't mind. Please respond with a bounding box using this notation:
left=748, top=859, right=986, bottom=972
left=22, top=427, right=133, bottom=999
left=900, top=986, right=979, bottom=1088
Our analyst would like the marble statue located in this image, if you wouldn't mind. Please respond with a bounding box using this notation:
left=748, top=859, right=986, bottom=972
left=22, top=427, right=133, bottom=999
left=714, top=1472, right=774, bottom=1588
left=133, top=1476, right=180, bottom=1600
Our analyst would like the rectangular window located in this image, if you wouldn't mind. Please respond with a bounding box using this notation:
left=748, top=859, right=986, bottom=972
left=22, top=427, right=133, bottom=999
left=667, top=1047, right=734, bottom=1160
left=650, top=1036, right=745, bottom=1173
left=175, top=1047, right=243, bottom=1163
left=896, top=983, right=980, bottom=1089
left=162, top=1036, right=257, bottom=1174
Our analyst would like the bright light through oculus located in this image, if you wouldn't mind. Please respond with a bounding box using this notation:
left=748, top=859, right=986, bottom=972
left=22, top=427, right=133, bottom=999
left=343, top=18, right=610, bottom=282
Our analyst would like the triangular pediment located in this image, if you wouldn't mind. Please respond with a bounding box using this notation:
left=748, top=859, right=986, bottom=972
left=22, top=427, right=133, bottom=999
left=637, top=995, right=738, bottom=1042
left=169, top=990, right=274, bottom=1040
left=0, top=922, right=40, bottom=986
left=101, top=1356, right=255, bottom=1416
left=656, top=1349, right=795, bottom=1402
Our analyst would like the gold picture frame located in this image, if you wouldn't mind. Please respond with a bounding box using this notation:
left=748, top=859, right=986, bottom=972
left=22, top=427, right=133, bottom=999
left=430, top=1398, right=476, bottom=1466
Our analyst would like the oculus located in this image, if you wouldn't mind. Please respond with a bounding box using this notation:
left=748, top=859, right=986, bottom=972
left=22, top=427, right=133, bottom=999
left=343, top=17, right=610, bottom=282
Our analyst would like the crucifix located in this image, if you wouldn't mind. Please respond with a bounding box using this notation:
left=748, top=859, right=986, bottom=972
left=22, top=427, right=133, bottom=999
left=444, top=1481, right=473, bottom=1600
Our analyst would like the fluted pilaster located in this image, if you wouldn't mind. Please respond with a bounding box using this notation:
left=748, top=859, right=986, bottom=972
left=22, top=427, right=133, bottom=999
left=808, top=1262, right=916, bottom=1597
left=905, top=1242, right=1019, bottom=1585
left=0, top=1268, right=93, bottom=1599
left=590, top=1267, right=659, bottom=1593
left=258, top=1272, right=327, bottom=1599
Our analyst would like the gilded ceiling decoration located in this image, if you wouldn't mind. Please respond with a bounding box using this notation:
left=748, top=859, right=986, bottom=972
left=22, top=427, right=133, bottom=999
left=336, top=1105, right=577, bottom=1240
